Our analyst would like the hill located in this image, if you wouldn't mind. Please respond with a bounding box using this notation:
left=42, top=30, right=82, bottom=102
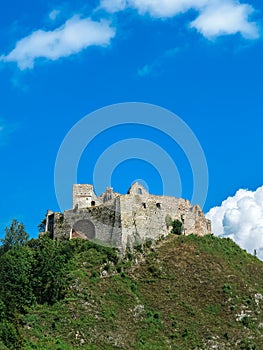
left=0, top=234, right=263, bottom=349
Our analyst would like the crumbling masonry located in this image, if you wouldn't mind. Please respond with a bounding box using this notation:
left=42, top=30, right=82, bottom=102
left=46, top=182, right=211, bottom=251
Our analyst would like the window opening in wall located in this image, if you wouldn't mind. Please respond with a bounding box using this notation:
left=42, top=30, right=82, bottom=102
left=142, top=203, right=147, bottom=209
left=91, top=201, right=95, bottom=206
left=156, top=203, right=161, bottom=209
left=138, top=188, right=142, bottom=194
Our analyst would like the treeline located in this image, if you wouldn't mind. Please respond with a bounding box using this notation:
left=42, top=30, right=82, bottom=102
left=0, top=219, right=118, bottom=349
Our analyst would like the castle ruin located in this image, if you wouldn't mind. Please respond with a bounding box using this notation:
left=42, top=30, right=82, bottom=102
left=46, top=182, right=211, bottom=251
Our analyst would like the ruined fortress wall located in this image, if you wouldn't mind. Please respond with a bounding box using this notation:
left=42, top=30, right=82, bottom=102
left=98, top=187, right=120, bottom=204
left=61, top=199, right=122, bottom=247
left=187, top=205, right=211, bottom=236
left=149, top=195, right=210, bottom=236
left=119, top=192, right=210, bottom=250
left=119, top=194, right=167, bottom=250
left=119, top=193, right=182, bottom=249
left=50, top=183, right=211, bottom=250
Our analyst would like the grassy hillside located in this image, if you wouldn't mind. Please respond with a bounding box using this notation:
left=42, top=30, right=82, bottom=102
left=1, top=234, right=263, bottom=350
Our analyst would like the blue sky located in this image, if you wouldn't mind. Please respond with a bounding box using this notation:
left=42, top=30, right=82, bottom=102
left=0, top=0, right=263, bottom=253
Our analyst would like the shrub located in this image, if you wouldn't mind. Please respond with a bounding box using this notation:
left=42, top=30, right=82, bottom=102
left=91, top=270, right=99, bottom=278
left=241, top=315, right=254, bottom=329
left=130, top=282, right=137, bottom=293
left=134, top=244, right=143, bottom=253
left=223, top=284, right=232, bottom=293
left=171, top=220, right=183, bottom=235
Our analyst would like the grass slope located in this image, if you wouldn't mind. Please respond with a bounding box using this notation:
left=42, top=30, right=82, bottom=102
left=18, top=235, right=263, bottom=349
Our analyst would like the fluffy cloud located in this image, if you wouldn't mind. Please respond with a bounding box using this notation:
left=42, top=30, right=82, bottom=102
left=206, top=186, right=263, bottom=261
left=191, top=2, right=259, bottom=39
left=1, top=1, right=259, bottom=70
left=0, top=16, right=116, bottom=70
left=100, top=0, right=259, bottom=39
left=100, top=0, right=207, bottom=16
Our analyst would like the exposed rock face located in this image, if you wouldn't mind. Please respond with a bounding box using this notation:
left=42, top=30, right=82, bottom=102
left=46, top=182, right=211, bottom=251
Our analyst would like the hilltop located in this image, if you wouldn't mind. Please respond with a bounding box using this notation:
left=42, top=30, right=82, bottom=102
left=0, top=234, right=263, bottom=349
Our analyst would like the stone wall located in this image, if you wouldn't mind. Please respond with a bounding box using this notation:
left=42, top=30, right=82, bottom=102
left=46, top=211, right=66, bottom=240
left=118, top=183, right=210, bottom=250
left=61, top=198, right=122, bottom=247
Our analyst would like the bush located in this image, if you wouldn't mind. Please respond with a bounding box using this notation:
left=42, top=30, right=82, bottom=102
left=171, top=220, right=183, bottom=235
left=130, top=282, right=137, bottom=293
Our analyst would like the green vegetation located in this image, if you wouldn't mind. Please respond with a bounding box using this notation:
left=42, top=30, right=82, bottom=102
left=0, top=220, right=263, bottom=349
left=0, top=219, right=29, bottom=254
left=171, top=219, right=183, bottom=235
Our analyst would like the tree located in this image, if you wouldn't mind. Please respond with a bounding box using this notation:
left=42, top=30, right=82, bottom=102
left=32, top=235, right=69, bottom=304
left=38, top=217, right=46, bottom=233
left=0, top=219, right=29, bottom=254
left=0, top=246, right=35, bottom=315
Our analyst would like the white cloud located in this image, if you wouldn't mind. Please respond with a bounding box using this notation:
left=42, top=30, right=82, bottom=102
left=128, top=0, right=207, bottom=18
left=100, top=0, right=207, bottom=17
left=1, top=1, right=259, bottom=70
left=0, top=16, right=116, bottom=70
left=100, top=0, right=260, bottom=39
left=190, top=2, right=259, bottom=39
left=206, top=186, right=263, bottom=261
left=100, top=0, right=127, bottom=13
